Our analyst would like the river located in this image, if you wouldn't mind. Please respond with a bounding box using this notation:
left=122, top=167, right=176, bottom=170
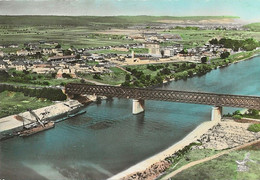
left=1, top=56, right=260, bottom=180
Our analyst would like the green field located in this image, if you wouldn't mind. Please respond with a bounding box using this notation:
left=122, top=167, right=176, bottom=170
left=244, top=23, right=260, bottom=32
left=90, top=49, right=130, bottom=54
left=0, top=15, right=242, bottom=52
left=1, top=69, right=82, bottom=87
left=171, top=150, right=260, bottom=180
left=0, top=91, right=53, bottom=118
left=0, top=26, right=134, bottom=52
left=124, top=64, right=162, bottom=78
left=0, top=16, right=239, bottom=26
left=78, top=67, right=127, bottom=85
left=159, top=149, right=220, bottom=180
left=161, top=29, right=260, bottom=48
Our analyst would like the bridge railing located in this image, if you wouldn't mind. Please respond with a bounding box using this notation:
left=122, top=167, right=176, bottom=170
left=65, top=83, right=260, bottom=110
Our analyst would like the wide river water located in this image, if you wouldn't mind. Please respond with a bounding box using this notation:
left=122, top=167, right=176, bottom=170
left=1, top=56, right=260, bottom=180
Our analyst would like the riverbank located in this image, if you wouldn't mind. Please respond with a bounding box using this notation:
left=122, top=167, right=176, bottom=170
left=108, top=120, right=219, bottom=180
left=144, top=50, right=260, bottom=88
left=167, top=50, right=260, bottom=84
left=0, top=99, right=84, bottom=139
left=110, top=118, right=260, bottom=180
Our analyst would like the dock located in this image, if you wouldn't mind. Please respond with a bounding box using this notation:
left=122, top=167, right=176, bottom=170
left=0, top=100, right=83, bottom=134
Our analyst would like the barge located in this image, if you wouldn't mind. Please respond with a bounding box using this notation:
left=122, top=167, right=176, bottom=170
left=18, top=121, right=55, bottom=137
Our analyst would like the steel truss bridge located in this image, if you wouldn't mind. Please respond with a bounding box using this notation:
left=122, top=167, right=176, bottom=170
left=65, top=83, right=260, bottom=110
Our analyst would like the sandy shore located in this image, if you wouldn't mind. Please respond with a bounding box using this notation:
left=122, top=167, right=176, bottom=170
left=110, top=118, right=260, bottom=180
left=0, top=100, right=82, bottom=133
left=108, top=120, right=219, bottom=180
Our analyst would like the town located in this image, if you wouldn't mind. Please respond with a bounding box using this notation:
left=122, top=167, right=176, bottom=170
left=1, top=27, right=259, bottom=89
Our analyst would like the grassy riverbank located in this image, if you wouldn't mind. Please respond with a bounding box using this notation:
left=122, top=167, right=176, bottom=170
left=171, top=148, right=260, bottom=180
left=0, top=91, right=53, bottom=118
left=119, top=49, right=260, bottom=88
left=116, top=119, right=260, bottom=180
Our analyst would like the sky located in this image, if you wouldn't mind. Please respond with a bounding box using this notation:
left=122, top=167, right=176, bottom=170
left=0, top=0, right=259, bottom=22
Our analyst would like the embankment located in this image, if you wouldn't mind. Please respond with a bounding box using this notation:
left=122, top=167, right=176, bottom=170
left=108, top=120, right=219, bottom=180
left=0, top=100, right=83, bottom=139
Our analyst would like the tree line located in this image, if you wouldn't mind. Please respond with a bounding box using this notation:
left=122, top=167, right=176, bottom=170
left=209, top=38, right=260, bottom=51
left=0, top=84, right=67, bottom=101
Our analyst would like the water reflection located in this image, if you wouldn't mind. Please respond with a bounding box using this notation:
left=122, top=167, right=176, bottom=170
left=135, top=113, right=145, bottom=130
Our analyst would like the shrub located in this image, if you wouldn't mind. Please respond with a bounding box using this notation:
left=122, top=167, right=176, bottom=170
left=43, top=81, right=50, bottom=86
left=233, top=114, right=242, bottom=120
left=247, top=124, right=260, bottom=132
left=93, top=74, right=102, bottom=80
left=0, top=84, right=66, bottom=101
left=220, top=52, right=230, bottom=59
left=62, top=73, right=71, bottom=79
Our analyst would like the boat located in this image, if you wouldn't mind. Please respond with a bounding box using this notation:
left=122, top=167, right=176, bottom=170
left=19, top=121, right=55, bottom=137
left=55, top=110, right=87, bottom=123
left=68, top=110, right=87, bottom=118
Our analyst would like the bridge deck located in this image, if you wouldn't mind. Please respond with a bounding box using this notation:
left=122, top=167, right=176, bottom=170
left=65, top=83, right=260, bottom=110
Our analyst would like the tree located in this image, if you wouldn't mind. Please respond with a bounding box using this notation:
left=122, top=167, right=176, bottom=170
left=147, top=65, right=157, bottom=71
left=23, top=70, right=29, bottom=75
left=63, top=49, right=72, bottom=56
left=93, top=74, right=102, bottom=80
left=0, top=70, right=9, bottom=81
left=248, top=109, right=259, bottom=116
left=220, top=52, right=230, bottom=59
left=189, top=63, right=196, bottom=68
left=62, top=73, right=71, bottom=79
left=201, top=57, right=208, bottom=64
left=160, top=50, right=165, bottom=58
left=160, top=68, right=171, bottom=75
left=43, top=81, right=50, bottom=86
left=125, top=74, right=131, bottom=81
left=155, top=75, right=164, bottom=84
left=209, top=38, right=218, bottom=45
left=188, top=70, right=193, bottom=77
left=145, top=74, right=151, bottom=81
left=55, top=44, right=61, bottom=48
left=51, top=72, right=57, bottom=78
left=75, top=54, right=81, bottom=59
left=80, top=79, right=86, bottom=83
left=35, top=52, right=42, bottom=59
left=121, top=81, right=131, bottom=87
left=180, top=48, right=188, bottom=54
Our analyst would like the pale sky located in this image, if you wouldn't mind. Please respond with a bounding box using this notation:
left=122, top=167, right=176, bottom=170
left=0, top=0, right=259, bottom=22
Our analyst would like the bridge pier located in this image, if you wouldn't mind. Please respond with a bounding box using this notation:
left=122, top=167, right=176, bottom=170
left=211, top=106, right=222, bottom=121
left=133, top=99, right=145, bottom=114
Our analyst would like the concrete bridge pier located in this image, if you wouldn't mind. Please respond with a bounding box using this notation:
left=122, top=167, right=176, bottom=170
left=133, top=99, right=145, bottom=114
left=211, top=106, right=222, bottom=121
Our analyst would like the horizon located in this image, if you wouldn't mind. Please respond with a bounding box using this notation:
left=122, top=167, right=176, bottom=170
left=0, top=0, right=259, bottom=23
left=0, top=15, right=240, bottom=18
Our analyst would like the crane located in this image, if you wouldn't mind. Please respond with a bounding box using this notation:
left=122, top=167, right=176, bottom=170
left=27, top=109, right=45, bottom=127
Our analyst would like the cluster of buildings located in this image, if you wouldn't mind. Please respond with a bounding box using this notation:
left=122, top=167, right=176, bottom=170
left=104, top=43, right=233, bottom=65
left=0, top=56, right=114, bottom=78
left=0, top=34, right=236, bottom=78
left=129, top=23, right=248, bottom=31
left=128, top=32, right=182, bottom=43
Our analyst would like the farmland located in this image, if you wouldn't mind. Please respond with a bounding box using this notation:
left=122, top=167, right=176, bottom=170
left=0, top=15, right=242, bottom=52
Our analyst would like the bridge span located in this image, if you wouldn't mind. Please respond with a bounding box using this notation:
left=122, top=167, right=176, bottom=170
left=65, top=83, right=260, bottom=121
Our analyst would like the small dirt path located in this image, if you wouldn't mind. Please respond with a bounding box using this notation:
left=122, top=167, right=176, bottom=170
left=162, top=139, right=260, bottom=179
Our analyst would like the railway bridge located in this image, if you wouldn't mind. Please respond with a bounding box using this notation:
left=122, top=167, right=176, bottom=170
left=65, top=83, right=260, bottom=121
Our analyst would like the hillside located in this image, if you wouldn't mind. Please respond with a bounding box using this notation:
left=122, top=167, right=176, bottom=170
left=0, top=15, right=239, bottom=27
left=244, top=23, right=260, bottom=31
